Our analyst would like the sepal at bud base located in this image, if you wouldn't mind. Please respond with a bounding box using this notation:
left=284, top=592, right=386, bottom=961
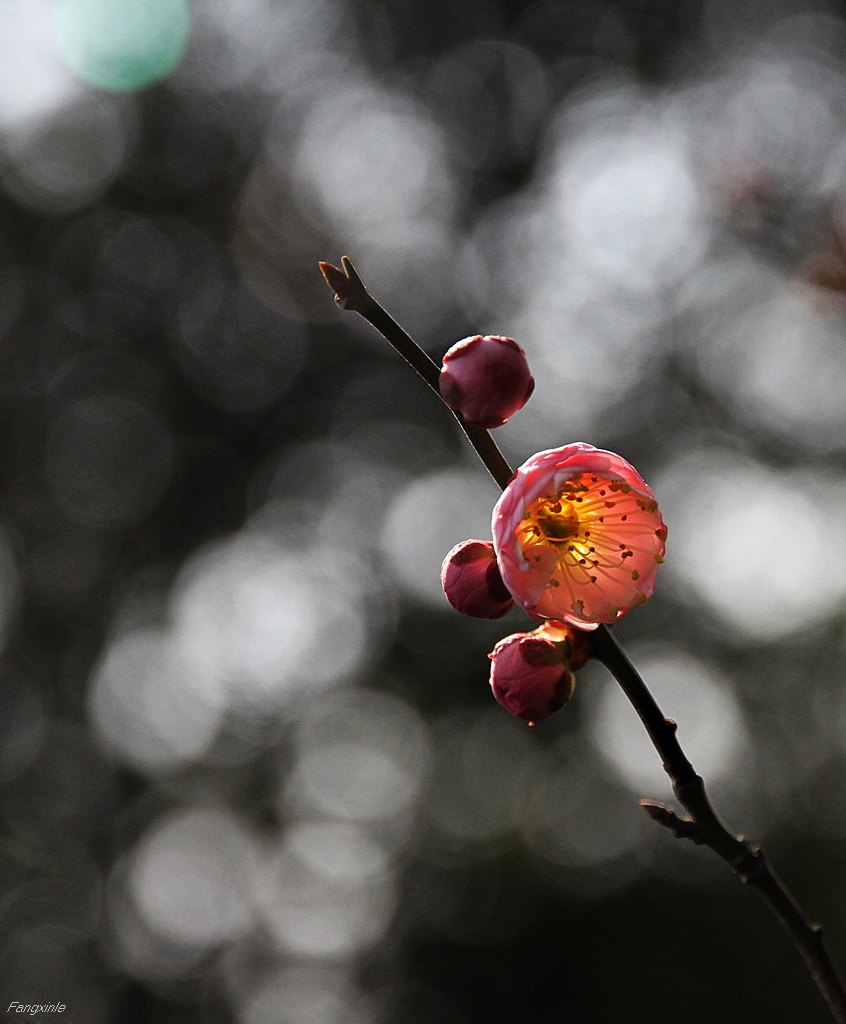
left=441, top=539, right=514, bottom=619
left=489, top=620, right=590, bottom=725
left=439, top=335, right=534, bottom=429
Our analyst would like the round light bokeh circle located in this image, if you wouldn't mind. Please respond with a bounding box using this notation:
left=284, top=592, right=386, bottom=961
left=54, top=0, right=190, bottom=92
left=657, top=449, right=846, bottom=639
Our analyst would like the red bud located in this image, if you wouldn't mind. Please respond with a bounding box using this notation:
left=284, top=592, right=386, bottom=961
left=488, top=627, right=575, bottom=725
left=441, top=539, right=515, bottom=619
left=439, top=335, right=534, bottom=429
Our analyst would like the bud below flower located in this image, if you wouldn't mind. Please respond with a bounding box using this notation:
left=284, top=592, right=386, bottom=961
left=441, top=539, right=515, bottom=619
left=439, top=335, right=535, bottom=429
left=488, top=621, right=589, bottom=725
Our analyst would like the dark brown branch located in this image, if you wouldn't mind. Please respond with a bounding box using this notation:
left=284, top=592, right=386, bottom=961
left=320, top=258, right=513, bottom=490
left=319, top=254, right=846, bottom=1024
left=592, top=625, right=846, bottom=1024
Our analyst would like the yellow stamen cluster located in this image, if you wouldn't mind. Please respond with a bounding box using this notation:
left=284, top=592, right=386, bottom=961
left=515, top=473, right=664, bottom=613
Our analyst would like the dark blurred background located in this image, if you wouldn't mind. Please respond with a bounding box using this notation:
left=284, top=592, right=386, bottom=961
left=2, top=0, right=846, bottom=1021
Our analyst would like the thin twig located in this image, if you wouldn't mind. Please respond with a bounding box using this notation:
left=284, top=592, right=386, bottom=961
left=319, top=254, right=846, bottom=1024
left=319, top=259, right=513, bottom=490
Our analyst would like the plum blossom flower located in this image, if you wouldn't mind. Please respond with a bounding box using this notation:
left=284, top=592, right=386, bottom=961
left=439, top=335, right=534, bottom=429
left=492, top=443, right=666, bottom=629
left=440, top=539, right=515, bottom=619
left=489, top=620, right=590, bottom=724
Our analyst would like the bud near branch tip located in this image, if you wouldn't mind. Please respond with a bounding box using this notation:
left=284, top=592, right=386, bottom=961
left=318, top=256, right=371, bottom=313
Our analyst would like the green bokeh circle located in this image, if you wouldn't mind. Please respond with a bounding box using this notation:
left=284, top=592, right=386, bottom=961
left=55, top=0, right=191, bottom=92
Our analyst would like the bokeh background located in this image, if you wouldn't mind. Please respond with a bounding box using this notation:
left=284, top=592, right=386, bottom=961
left=2, top=0, right=846, bottom=1021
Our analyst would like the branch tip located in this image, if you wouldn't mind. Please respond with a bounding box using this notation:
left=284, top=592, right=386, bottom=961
left=318, top=257, right=370, bottom=312
left=340, top=255, right=365, bottom=289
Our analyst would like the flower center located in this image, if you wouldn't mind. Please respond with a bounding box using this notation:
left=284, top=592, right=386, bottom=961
left=514, top=472, right=653, bottom=577
left=525, top=494, right=581, bottom=544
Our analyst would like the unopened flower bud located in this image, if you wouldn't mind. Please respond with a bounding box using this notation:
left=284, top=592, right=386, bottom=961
left=441, top=539, right=515, bottom=619
left=488, top=621, right=589, bottom=725
left=439, top=335, right=535, bottom=429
